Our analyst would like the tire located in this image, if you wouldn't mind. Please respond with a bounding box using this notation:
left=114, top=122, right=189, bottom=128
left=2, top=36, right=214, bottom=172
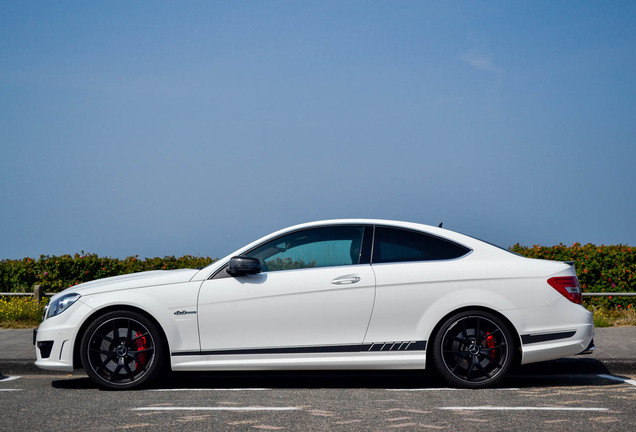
left=431, top=310, right=514, bottom=389
left=80, top=310, right=164, bottom=390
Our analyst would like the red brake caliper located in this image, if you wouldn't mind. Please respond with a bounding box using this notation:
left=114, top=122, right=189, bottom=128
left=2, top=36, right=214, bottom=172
left=485, top=333, right=496, bottom=362
left=135, top=331, right=148, bottom=368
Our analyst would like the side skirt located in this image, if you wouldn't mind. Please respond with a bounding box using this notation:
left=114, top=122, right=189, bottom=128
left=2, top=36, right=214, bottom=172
left=170, top=341, right=427, bottom=372
left=172, top=340, right=426, bottom=357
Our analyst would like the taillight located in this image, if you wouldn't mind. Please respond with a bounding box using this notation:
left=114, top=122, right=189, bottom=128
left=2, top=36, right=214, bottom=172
left=547, top=276, right=582, bottom=304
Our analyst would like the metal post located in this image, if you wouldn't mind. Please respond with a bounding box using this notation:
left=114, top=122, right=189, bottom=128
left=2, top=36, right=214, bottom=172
left=33, top=284, right=43, bottom=301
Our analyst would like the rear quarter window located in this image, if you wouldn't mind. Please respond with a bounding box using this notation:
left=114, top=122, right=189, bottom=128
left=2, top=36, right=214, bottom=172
left=372, top=226, right=471, bottom=264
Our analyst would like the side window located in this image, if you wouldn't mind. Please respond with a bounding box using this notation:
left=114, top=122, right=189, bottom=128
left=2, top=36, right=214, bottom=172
left=372, top=227, right=470, bottom=264
left=246, top=226, right=364, bottom=272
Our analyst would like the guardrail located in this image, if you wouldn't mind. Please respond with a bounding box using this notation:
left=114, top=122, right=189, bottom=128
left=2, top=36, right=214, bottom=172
left=1, top=285, right=635, bottom=302
left=0, top=285, right=51, bottom=301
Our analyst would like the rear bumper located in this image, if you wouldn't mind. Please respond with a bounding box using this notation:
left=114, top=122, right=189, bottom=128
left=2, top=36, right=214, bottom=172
left=520, top=321, right=594, bottom=365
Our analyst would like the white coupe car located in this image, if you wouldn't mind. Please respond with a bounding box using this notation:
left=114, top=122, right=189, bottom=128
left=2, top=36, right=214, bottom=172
left=35, top=219, right=594, bottom=389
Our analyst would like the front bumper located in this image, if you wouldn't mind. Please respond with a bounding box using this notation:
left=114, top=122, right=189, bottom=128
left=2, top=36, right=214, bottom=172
left=578, top=338, right=595, bottom=355
left=34, top=325, right=76, bottom=372
left=34, top=301, right=93, bottom=372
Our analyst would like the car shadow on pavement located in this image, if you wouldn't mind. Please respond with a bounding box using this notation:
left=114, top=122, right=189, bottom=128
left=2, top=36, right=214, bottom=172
left=50, top=358, right=625, bottom=391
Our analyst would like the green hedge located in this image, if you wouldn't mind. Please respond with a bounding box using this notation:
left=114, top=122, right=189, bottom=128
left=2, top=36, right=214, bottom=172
left=0, top=253, right=215, bottom=294
left=1, top=244, right=634, bottom=309
left=511, top=243, right=635, bottom=309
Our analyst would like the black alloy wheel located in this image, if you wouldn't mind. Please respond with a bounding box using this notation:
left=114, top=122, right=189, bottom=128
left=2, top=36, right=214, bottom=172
left=432, top=310, right=514, bottom=388
left=80, top=311, right=164, bottom=390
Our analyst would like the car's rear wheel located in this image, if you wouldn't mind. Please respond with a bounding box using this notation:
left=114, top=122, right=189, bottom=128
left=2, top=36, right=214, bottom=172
left=431, top=310, right=514, bottom=388
left=80, top=310, right=164, bottom=390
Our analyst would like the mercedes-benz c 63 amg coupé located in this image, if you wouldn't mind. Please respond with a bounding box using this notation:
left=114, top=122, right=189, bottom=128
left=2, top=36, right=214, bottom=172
left=35, top=219, right=594, bottom=389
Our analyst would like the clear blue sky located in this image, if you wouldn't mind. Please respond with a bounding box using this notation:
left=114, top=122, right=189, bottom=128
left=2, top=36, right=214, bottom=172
left=1, top=1, right=635, bottom=260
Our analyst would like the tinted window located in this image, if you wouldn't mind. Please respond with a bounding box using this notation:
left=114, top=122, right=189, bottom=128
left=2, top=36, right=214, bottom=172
left=372, top=227, right=470, bottom=263
left=246, top=226, right=364, bottom=272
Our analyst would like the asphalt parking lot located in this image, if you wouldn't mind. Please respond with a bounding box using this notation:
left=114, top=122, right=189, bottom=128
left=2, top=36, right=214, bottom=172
left=1, top=327, right=635, bottom=431
left=1, top=370, right=635, bottom=431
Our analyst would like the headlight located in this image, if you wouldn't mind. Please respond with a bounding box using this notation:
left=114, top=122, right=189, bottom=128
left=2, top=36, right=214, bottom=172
left=46, top=293, right=82, bottom=319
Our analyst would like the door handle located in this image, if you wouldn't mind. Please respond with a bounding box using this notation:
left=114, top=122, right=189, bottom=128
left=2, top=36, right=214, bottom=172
left=331, top=274, right=361, bottom=285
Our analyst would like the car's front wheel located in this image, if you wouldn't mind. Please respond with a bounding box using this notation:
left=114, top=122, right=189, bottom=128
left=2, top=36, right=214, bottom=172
left=80, top=310, right=164, bottom=390
left=431, top=310, right=514, bottom=389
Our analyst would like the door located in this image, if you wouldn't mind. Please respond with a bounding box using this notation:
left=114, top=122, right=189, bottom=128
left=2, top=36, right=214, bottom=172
left=197, top=225, right=375, bottom=352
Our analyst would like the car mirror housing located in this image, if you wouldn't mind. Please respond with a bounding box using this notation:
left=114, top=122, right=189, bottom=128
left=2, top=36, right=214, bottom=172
left=227, top=256, right=261, bottom=276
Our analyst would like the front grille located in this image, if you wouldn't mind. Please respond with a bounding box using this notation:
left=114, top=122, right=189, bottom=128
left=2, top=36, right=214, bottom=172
left=37, top=341, right=54, bottom=359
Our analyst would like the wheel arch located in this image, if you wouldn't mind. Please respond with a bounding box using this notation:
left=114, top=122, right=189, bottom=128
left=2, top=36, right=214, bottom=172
left=425, top=305, right=523, bottom=369
left=73, top=305, right=170, bottom=370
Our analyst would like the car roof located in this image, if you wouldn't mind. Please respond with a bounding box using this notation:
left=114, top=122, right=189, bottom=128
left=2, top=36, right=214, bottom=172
left=272, top=218, right=468, bottom=241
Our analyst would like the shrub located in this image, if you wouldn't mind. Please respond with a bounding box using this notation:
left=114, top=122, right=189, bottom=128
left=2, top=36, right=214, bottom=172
left=511, top=243, right=635, bottom=309
left=0, top=253, right=216, bottom=294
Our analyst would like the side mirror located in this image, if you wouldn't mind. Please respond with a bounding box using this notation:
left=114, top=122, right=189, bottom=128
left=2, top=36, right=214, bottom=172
left=227, top=256, right=261, bottom=276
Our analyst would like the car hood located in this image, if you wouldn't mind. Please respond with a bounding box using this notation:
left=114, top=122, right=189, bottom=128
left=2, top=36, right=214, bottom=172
left=51, top=269, right=200, bottom=300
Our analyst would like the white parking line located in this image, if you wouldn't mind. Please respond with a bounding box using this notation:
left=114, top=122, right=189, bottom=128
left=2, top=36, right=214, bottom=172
left=387, top=388, right=519, bottom=392
left=598, top=374, right=636, bottom=386
left=439, top=407, right=608, bottom=411
left=132, top=407, right=300, bottom=412
left=0, top=376, right=21, bottom=382
left=0, top=389, right=22, bottom=392
left=145, top=388, right=270, bottom=392
left=386, top=388, right=461, bottom=392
